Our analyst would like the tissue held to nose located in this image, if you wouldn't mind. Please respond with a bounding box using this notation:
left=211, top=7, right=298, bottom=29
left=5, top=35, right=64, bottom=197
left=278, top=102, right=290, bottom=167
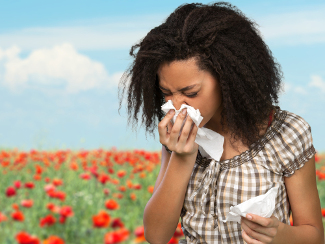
left=161, top=100, right=225, bottom=162
left=161, top=100, right=204, bottom=128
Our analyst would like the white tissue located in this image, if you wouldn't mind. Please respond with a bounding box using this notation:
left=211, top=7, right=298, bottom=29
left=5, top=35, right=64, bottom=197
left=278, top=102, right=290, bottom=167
left=222, top=185, right=279, bottom=224
left=161, top=100, right=224, bottom=161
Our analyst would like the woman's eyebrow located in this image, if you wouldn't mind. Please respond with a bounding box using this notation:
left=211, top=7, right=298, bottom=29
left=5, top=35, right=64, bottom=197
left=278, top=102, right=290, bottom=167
left=159, top=84, right=198, bottom=92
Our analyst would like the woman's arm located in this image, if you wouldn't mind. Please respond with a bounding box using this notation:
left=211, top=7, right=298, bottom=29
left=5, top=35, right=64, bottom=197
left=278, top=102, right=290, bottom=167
left=241, top=155, right=324, bottom=244
left=152, top=146, right=171, bottom=196
left=143, top=151, right=197, bottom=244
left=272, top=155, right=324, bottom=244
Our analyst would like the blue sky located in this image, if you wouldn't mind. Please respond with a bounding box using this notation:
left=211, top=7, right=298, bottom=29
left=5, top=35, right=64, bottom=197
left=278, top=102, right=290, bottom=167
left=0, top=0, right=324, bottom=152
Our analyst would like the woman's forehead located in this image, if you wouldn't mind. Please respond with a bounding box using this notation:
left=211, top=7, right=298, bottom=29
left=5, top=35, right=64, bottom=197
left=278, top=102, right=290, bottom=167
left=158, top=62, right=204, bottom=83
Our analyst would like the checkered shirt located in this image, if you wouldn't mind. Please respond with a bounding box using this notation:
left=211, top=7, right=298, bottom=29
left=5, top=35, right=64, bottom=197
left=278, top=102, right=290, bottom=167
left=164, top=106, right=316, bottom=244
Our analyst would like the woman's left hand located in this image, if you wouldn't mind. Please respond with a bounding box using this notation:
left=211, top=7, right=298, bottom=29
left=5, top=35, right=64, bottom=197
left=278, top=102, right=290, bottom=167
left=241, top=214, right=280, bottom=244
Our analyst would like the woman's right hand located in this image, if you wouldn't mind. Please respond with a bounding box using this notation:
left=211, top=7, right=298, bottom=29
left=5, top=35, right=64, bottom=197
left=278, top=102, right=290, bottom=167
left=158, top=108, right=199, bottom=157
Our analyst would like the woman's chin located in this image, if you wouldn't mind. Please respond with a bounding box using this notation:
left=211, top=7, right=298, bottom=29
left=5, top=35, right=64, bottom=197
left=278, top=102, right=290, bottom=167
left=198, top=122, right=206, bottom=128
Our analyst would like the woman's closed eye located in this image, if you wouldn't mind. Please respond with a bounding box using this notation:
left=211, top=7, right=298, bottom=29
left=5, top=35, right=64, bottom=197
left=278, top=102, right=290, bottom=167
left=162, top=92, right=198, bottom=98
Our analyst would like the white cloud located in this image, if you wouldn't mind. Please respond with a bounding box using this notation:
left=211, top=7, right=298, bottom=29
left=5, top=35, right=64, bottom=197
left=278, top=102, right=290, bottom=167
left=308, top=75, right=325, bottom=93
left=281, top=75, right=325, bottom=97
left=257, top=6, right=325, bottom=45
left=293, top=86, right=308, bottom=95
left=283, top=82, right=291, bottom=92
left=279, top=82, right=291, bottom=94
left=0, top=43, right=123, bottom=94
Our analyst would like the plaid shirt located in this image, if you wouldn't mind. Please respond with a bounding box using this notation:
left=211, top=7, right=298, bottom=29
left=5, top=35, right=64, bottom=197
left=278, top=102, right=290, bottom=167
left=164, top=105, right=316, bottom=244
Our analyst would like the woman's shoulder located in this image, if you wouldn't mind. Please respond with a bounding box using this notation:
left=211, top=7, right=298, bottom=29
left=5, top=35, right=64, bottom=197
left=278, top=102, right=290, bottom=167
left=273, top=106, right=312, bottom=137
left=282, top=108, right=311, bottom=129
left=273, top=106, right=316, bottom=177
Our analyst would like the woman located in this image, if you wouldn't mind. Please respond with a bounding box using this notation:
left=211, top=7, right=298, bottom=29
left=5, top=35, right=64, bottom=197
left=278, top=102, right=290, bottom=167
left=118, top=2, right=324, bottom=243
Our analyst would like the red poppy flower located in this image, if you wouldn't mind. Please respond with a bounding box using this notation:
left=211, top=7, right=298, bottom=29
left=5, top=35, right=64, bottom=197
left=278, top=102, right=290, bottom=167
left=126, top=180, right=133, bottom=189
left=88, top=165, right=99, bottom=178
left=25, top=182, right=35, bottom=189
left=59, top=206, right=73, bottom=218
left=35, top=164, right=43, bottom=174
left=93, top=210, right=110, bottom=228
left=49, top=204, right=60, bottom=214
left=15, top=231, right=40, bottom=244
left=47, top=190, right=66, bottom=201
left=147, top=186, right=154, bottom=194
left=167, top=237, right=179, bottom=243
left=44, top=177, right=51, bottom=183
left=98, top=174, right=110, bottom=184
left=118, top=186, right=126, bottom=192
left=59, top=216, right=66, bottom=224
left=0, top=212, right=7, bottom=222
left=315, top=153, right=320, bottom=163
left=14, top=181, right=22, bottom=189
left=318, top=172, right=325, bottom=181
left=117, top=170, right=126, bottom=178
left=6, top=186, right=16, bottom=197
left=105, top=199, right=119, bottom=210
left=104, top=228, right=130, bottom=244
left=33, top=174, right=42, bottom=181
left=12, top=211, right=24, bottom=221
left=290, top=214, right=293, bottom=226
left=134, top=226, right=146, bottom=243
left=70, top=161, right=78, bottom=171
left=133, top=183, right=142, bottom=190
left=47, top=202, right=55, bottom=211
left=44, top=184, right=56, bottom=193
left=21, top=199, right=33, bottom=208
left=173, top=223, right=184, bottom=238
left=103, top=188, right=110, bottom=196
left=40, top=214, right=56, bottom=227
left=140, top=172, right=147, bottom=179
left=111, top=218, right=124, bottom=228
left=43, top=235, right=65, bottom=244
left=130, top=193, right=136, bottom=201
left=12, top=203, right=20, bottom=210
left=112, top=193, right=123, bottom=199
left=111, top=179, right=120, bottom=185
left=52, top=178, right=63, bottom=187
left=80, top=173, right=91, bottom=180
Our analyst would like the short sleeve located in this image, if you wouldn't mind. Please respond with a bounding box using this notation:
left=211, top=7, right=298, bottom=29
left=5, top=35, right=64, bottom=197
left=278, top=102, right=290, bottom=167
left=280, top=114, right=317, bottom=177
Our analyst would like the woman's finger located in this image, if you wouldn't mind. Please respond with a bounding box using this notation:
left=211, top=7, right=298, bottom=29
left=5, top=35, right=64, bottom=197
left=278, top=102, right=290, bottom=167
left=158, top=109, right=175, bottom=137
left=241, top=221, right=272, bottom=243
left=169, top=108, right=187, bottom=145
left=185, top=121, right=198, bottom=151
left=177, top=113, right=195, bottom=147
left=167, top=119, right=173, bottom=134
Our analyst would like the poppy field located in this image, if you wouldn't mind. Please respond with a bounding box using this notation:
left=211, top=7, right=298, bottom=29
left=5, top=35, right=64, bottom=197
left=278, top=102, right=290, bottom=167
left=0, top=147, right=325, bottom=244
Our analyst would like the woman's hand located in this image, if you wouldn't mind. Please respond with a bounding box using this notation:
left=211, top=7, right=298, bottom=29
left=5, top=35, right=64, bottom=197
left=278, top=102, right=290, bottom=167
left=241, top=214, right=280, bottom=244
left=158, top=108, right=199, bottom=157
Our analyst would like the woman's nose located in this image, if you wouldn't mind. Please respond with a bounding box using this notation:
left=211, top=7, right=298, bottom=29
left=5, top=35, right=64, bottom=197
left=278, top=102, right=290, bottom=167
left=172, top=96, right=186, bottom=111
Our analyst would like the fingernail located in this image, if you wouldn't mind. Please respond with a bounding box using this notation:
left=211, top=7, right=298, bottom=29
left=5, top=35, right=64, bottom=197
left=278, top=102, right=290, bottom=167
left=246, top=214, right=252, bottom=220
left=182, top=108, right=187, bottom=115
left=169, top=110, right=174, bottom=114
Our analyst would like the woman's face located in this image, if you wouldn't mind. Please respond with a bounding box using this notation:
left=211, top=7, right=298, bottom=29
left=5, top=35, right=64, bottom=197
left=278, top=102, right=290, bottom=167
left=157, top=57, right=224, bottom=131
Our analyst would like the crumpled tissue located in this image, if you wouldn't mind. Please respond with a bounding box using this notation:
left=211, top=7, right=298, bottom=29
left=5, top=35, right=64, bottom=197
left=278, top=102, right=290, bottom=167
left=221, top=185, right=280, bottom=224
left=161, top=100, right=224, bottom=161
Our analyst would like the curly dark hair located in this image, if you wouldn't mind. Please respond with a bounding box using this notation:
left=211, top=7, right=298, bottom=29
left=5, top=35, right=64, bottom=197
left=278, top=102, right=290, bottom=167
left=118, top=1, right=284, bottom=151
